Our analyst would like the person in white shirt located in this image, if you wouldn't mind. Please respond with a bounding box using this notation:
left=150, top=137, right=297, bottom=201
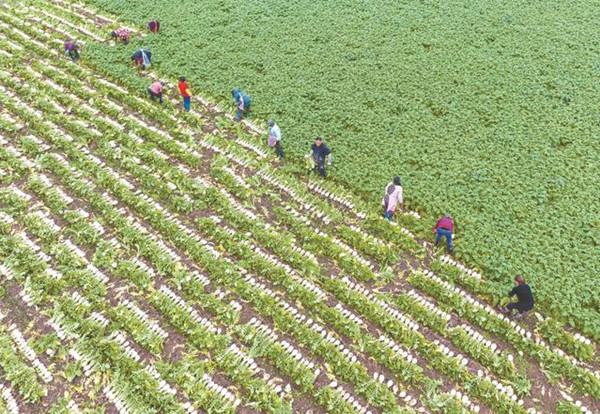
left=382, top=176, right=403, bottom=221
left=267, top=120, right=283, bottom=161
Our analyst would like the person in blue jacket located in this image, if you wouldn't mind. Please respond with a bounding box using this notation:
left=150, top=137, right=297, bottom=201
left=231, top=89, right=251, bottom=120
left=131, top=49, right=151, bottom=69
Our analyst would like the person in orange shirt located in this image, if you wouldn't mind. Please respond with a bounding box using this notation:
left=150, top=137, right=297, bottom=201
left=178, top=77, right=192, bottom=112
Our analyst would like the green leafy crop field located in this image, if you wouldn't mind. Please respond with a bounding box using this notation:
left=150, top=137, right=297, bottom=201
left=85, top=0, right=600, bottom=337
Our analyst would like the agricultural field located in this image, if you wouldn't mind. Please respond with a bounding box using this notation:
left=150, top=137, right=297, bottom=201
left=81, top=0, right=600, bottom=341
left=0, top=0, right=599, bottom=413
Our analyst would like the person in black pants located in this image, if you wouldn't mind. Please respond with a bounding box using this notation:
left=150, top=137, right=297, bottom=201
left=499, top=275, right=534, bottom=319
left=311, top=137, right=331, bottom=178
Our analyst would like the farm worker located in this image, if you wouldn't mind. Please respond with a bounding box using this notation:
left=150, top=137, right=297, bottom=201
left=110, top=27, right=131, bottom=43
left=499, top=275, right=534, bottom=319
left=178, top=77, right=192, bottom=112
left=382, top=176, right=403, bottom=221
left=267, top=120, right=283, bottom=161
left=433, top=214, right=454, bottom=255
left=148, top=81, right=165, bottom=105
left=310, top=137, right=331, bottom=178
left=63, top=41, right=80, bottom=61
left=131, top=49, right=151, bottom=69
left=148, top=20, right=160, bottom=34
left=231, top=89, right=251, bottom=120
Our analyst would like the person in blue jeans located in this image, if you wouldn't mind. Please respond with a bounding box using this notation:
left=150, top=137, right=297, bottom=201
left=310, top=137, right=331, bottom=177
left=381, top=176, right=403, bottom=221
left=267, top=120, right=284, bottom=161
left=433, top=214, right=454, bottom=255
left=498, top=275, right=534, bottom=319
left=178, top=77, right=192, bottom=112
left=232, top=89, right=251, bottom=120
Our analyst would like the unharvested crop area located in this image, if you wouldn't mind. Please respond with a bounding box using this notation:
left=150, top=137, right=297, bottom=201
left=0, top=0, right=599, bottom=413
left=83, top=0, right=600, bottom=340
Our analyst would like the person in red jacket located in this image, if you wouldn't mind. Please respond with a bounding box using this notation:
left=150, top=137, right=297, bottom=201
left=178, top=77, right=192, bottom=112
left=433, top=214, right=454, bottom=255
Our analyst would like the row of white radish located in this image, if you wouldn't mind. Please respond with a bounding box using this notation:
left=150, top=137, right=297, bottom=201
left=0, top=189, right=206, bottom=413
left=418, top=270, right=600, bottom=382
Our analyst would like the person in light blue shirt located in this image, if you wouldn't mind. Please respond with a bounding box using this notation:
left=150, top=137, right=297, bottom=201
left=267, top=120, right=283, bottom=161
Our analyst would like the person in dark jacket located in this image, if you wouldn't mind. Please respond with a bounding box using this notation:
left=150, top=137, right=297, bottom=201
left=131, top=49, right=151, bottom=69
left=310, top=137, right=331, bottom=178
left=433, top=214, right=454, bottom=255
left=231, top=89, right=251, bottom=120
left=499, top=275, right=534, bottom=319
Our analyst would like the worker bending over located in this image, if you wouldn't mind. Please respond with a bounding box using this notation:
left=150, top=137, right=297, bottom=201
left=232, top=89, right=251, bottom=120
left=111, top=27, right=131, bottom=43
left=433, top=214, right=454, bottom=255
left=63, top=41, right=80, bottom=61
left=148, top=20, right=160, bottom=34
left=131, top=49, right=151, bottom=69
left=148, top=81, right=165, bottom=104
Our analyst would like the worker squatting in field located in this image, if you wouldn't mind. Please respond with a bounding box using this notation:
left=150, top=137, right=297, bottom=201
left=499, top=275, right=535, bottom=319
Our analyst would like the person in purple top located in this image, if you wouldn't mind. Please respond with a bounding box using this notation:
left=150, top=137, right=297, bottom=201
left=433, top=214, right=454, bottom=255
left=499, top=275, right=534, bottom=319
left=148, top=20, right=160, bottom=34
left=63, top=42, right=80, bottom=61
